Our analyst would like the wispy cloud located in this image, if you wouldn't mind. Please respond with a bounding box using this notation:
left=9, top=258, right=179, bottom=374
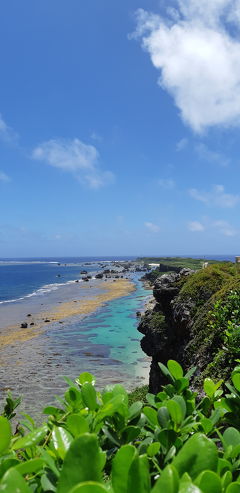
left=32, top=138, right=114, bottom=189
left=90, top=132, right=102, bottom=142
left=195, top=143, right=229, bottom=167
left=176, top=138, right=188, bottom=151
left=189, top=185, right=240, bottom=208
left=133, top=2, right=240, bottom=132
left=0, top=114, right=18, bottom=144
left=188, top=217, right=238, bottom=236
left=213, top=220, right=237, bottom=237
left=0, top=171, right=10, bottom=182
left=188, top=220, right=205, bottom=232
left=144, top=221, right=160, bottom=233
left=158, top=178, right=175, bottom=189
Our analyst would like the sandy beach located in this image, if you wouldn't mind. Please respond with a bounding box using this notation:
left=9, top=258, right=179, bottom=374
left=0, top=278, right=135, bottom=349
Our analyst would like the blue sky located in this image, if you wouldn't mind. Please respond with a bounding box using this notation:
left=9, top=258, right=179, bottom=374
left=1, top=0, right=240, bottom=257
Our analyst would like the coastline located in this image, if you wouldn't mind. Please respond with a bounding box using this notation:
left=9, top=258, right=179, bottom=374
left=0, top=275, right=150, bottom=418
left=0, top=278, right=135, bottom=349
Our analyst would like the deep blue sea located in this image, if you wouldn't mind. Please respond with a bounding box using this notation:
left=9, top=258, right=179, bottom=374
left=0, top=256, right=136, bottom=303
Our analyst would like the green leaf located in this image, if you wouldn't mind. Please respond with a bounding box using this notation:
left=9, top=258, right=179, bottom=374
left=175, top=378, right=189, bottom=393
left=221, top=471, right=232, bottom=490
left=15, top=458, right=45, bottom=475
left=146, top=393, right=156, bottom=407
left=127, top=454, right=150, bottom=493
left=0, top=460, right=20, bottom=481
left=40, top=473, right=56, bottom=492
left=173, top=396, right=186, bottom=420
left=138, top=438, right=152, bottom=455
left=128, top=401, right=142, bottom=420
left=167, top=400, right=183, bottom=426
left=66, top=414, right=89, bottom=437
left=226, top=483, right=240, bottom=493
left=185, top=367, right=197, bottom=380
left=96, top=394, right=125, bottom=423
left=102, top=426, right=121, bottom=446
left=0, top=417, right=11, bottom=454
left=57, top=433, right=103, bottom=493
left=81, top=383, right=98, bottom=411
left=52, top=426, right=73, bottom=460
left=157, top=430, right=177, bottom=451
left=65, top=387, right=83, bottom=409
left=223, top=427, right=240, bottom=451
left=167, top=360, right=183, bottom=380
left=76, top=372, right=96, bottom=386
left=143, top=407, right=158, bottom=427
left=158, top=363, right=174, bottom=382
left=179, top=478, right=202, bottom=493
left=172, top=433, right=218, bottom=479
left=147, top=442, right=160, bottom=457
left=40, top=449, right=60, bottom=477
left=152, top=465, right=179, bottom=493
left=232, top=373, right=240, bottom=392
left=157, top=407, right=170, bottom=428
left=68, top=483, right=110, bottom=493
left=204, top=379, right=217, bottom=399
left=217, top=458, right=232, bottom=476
left=112, top=444, right=136, bottom=493
left=12, top=424, right=48, bottom=450
left=42, top=406, right=63, bottom=416
left=194, top=470, right=222, bottom=493
left=121, top=426, right=141, bottom=443
left=200, top=417, right=213, bottom=434
left=0, top=468, right=31, bottom=492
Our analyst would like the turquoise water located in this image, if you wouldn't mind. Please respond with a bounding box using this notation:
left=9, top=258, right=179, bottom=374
left=0, top=275, right=151, bottom=418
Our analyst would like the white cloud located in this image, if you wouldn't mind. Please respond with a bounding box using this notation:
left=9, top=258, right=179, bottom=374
left=188, top=221, right=205, bottom=232
left=188, top=217, right=238, bottom=235
left=144, top=221, right=160, bottom=233
left=0, top=171, right=10, bottom=182
left=189, top=184, right=240, bottom=208
left=195, top=143, right=229, bottom=167
left=32, top=138, right=114, bottom=189
left=176, top=138, right=188, bottom=151
left=158, top=178, right=175, bottom=189
left=134, top=2, right=240, bottom=132
left=90, top=132, right=102, bottom=142
left=0, top=114, right=18, bottom=143
left=213, top=220, right=238, bottom=236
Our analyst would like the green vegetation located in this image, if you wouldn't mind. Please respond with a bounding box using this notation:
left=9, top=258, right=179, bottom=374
left=177, top=263, right=236, bottom=313
left=3, top=362, right=240, bottom=491
left=178, top=264, right=240, bottom=382
left=138, top=256, right=222, bottom=270
left=128, top=385, right=149, bottom=406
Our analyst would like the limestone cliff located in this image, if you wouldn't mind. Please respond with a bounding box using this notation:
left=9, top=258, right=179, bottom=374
left=138, top=263, right=240, bottom=393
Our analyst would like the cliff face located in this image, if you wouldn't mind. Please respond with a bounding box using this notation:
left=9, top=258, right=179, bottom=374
left=138, top=264, right=240, bottom=393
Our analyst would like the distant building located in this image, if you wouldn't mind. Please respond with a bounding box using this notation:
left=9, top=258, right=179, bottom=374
left=236, top=256, right=240, bottom=270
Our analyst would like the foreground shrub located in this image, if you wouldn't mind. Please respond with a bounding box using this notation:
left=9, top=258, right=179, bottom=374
left=2, top=362, right=240, bottom=491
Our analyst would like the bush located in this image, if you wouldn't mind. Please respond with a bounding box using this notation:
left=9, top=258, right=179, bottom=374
left=2, top=362, right=240, bottom=491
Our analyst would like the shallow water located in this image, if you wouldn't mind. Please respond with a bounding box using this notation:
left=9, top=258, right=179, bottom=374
left=0, top=275, right=151, bottom=420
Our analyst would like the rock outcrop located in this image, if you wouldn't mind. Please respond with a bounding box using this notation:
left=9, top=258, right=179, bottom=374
left=138, top=263, right=240, bottom=393
left=139, top=269, right=194, bottom=392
